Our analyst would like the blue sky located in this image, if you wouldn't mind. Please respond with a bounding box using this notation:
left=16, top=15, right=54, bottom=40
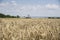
left=0, top=0, right=60, bottom=17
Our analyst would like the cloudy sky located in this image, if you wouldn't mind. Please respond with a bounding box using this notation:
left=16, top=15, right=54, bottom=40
left=0, top=0, right=60, bottom=17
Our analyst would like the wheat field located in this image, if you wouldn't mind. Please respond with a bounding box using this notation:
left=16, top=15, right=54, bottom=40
left=0, top=18, right=60, bottom=40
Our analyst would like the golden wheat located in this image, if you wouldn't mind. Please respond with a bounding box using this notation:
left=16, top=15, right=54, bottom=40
left=0, top=18, right=60, bottom=40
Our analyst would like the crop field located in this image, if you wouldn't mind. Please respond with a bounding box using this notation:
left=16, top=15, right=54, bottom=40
left=0, top=18, right=60, bottom=40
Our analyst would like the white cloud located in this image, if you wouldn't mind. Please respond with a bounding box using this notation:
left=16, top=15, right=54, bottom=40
left=0, top=1, right=17, bottom=7
left=11, top=1, right=17, bottom=6
left=0, top=3, right=60, bottom=16
left=45, top=4, right=59, bottom=9
left=0, top=2, right=9, bottom=6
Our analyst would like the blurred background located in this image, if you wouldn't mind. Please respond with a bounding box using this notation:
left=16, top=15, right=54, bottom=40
left=0, top=0, right=60, bottom=18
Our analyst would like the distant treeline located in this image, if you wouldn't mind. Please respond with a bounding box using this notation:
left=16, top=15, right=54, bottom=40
left=0, top=13, right=20, bottom=18
left=0, top=13, right=32, bottom=18
left=0, top=13, right=60, bottom=19
left=48, top=17, right=60, bottom=19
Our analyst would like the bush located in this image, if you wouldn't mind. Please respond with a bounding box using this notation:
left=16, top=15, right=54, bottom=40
left=0, top=13, right=20, bottom=18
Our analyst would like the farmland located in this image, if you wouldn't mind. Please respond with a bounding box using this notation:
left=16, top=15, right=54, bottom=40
left=0, top=18, right=60, bottom=40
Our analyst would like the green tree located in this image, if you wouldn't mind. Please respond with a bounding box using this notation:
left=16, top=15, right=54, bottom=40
left=16, top=15, right=20, bottom=18
left=0, top=13, right=20, bottom=18
left=0, top=13, right=6, bottom=18
left=25, top=14, right=31, bottom=18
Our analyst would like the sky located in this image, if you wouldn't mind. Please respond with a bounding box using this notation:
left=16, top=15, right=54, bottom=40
left=0, top=0, right=60, bottom=17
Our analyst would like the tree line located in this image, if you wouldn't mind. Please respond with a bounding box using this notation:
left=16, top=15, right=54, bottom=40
left=0, top=13, right=31, bottom=18
left=48, top=17, right=60, bottom=19
left=0, top=13, right=20, bottom=18
left=0, top=13, right=60, bottom=19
